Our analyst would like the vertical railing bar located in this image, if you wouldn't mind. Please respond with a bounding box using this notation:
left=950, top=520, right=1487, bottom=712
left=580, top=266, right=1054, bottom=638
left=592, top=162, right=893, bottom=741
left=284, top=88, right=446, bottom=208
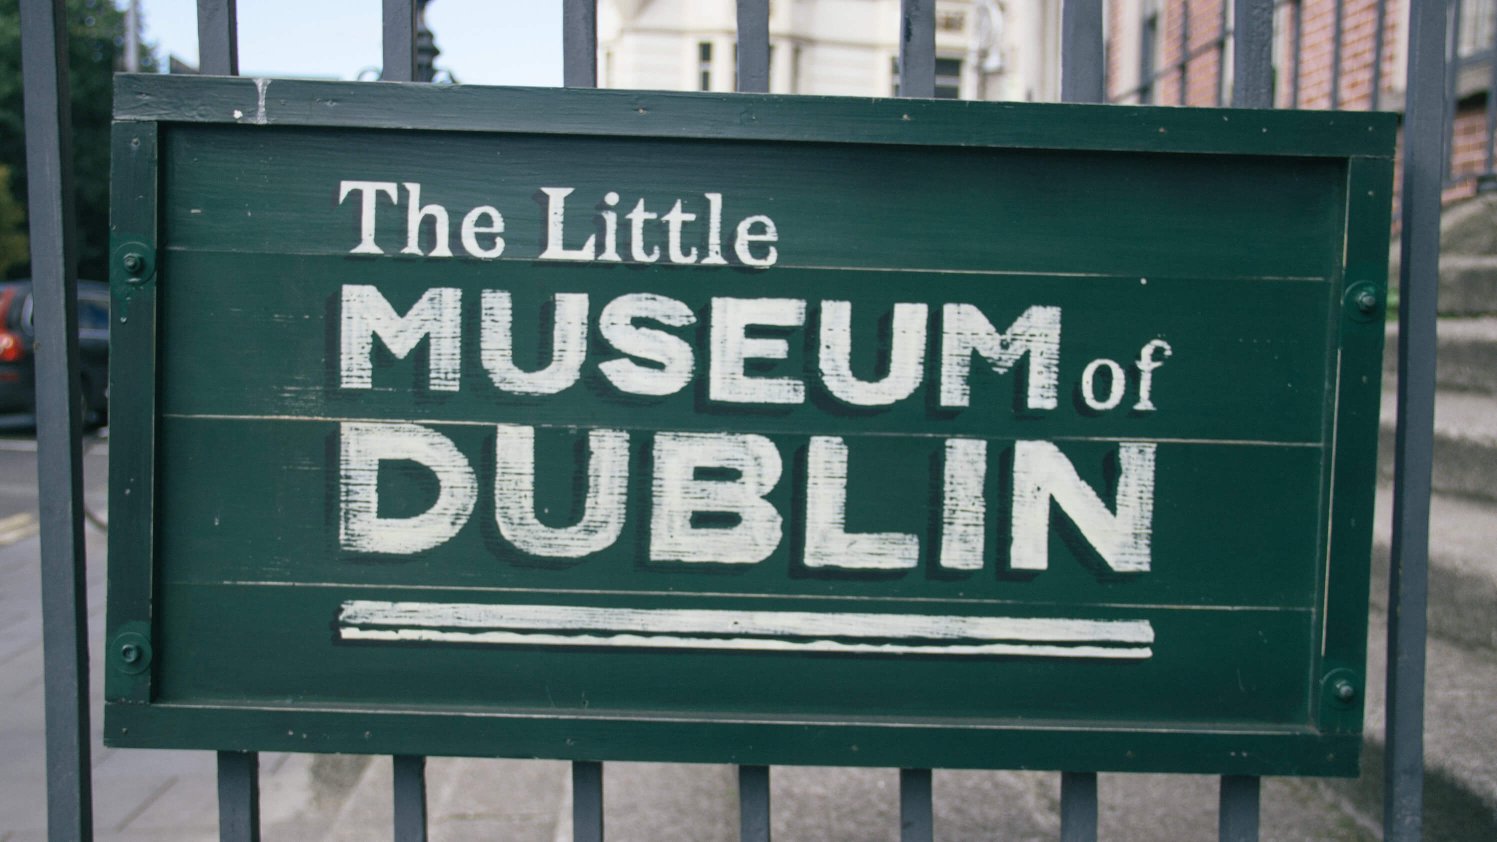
left=1217, top=3, right=1274, bottom=831
left=198, top=5, right=259, bottom=835
left=736, top=0, right=771, bottom=93
left=1371, top=0, right=1389, bottom=109
left=1218, top=775, right=1260, bottom=841
left=195, top=0, right=238, bottom=75
left=1330, top=0, right=1345, bottom=108
left=899, top=768, right=932, bottom=842
left=738, top=764, right=771, bottom=842
left=1444, top=0, right=1463, bottom=181
left=382, top=0, right=417, bottom=82
left=393, top=755, right=427, bottom=842
left=124, top=0, right=140, bottom=72
left=1215, top=0, right=1230, bottom=106
left=1385, top=0, right=1444, bottom=836
left=1061, top=0, right=1105, bottom=103
left=216, top=752, right=260, bottom=842
left=1059, top=771, right=1098, bottom=842
left=1290, top=0, right=1303, bottom=107
left=573, top=760, right=604, bottom=842
left=18, top=1, right=91, bottom=840
left=1233, top=0, right=1274, bottom=108
left=1178, top=0, right=1191, bottom=105
left=1057, top=2, right=1105, bottom=823
left=899, top=0, right=936, bottom=98
left=1484, top=6, right=1497, bottom=181
left=382, top=0, right=423, bottom=783
left=563, top=0, right=598, bottom=88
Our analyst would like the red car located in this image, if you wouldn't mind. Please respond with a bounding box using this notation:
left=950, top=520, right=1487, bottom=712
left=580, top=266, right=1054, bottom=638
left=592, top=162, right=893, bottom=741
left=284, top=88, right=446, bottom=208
left=0, top=279, right=110, bottom=427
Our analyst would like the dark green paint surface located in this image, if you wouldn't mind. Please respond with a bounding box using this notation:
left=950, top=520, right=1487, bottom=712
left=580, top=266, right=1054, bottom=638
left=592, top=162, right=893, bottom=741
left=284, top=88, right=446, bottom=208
left=106, top=77, right=1393, bottom=775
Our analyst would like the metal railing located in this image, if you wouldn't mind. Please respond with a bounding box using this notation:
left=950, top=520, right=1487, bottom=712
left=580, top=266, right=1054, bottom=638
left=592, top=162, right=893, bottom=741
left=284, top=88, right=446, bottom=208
left=18, top=0, right=1443, bottom=840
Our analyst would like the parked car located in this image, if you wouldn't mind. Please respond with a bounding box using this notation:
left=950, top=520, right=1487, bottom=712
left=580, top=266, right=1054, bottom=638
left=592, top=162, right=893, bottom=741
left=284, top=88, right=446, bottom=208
left=0, top=279, right=109, bottom=426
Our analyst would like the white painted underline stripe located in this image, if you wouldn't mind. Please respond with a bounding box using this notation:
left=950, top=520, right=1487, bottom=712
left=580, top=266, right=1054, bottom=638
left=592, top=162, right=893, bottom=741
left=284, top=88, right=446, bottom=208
left=340, top=627, right=1153, bottom=659
left=338, top=600, right=1153, bottom=647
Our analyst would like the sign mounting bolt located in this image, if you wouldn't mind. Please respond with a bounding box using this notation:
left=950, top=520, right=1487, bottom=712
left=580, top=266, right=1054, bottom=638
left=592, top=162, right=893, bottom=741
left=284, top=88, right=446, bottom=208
left=1333, top=679, right=1356, bottom=703
left=1345, top=282, right=1381, bottom=322
left=114, top=241, right=154, bottom=284
left=112, top=630, right=151, bottom=674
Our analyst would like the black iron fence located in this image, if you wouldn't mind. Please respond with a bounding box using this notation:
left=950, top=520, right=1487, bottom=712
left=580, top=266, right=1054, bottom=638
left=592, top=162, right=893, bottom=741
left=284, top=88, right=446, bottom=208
left=18, top=0, right=1446, bottom=840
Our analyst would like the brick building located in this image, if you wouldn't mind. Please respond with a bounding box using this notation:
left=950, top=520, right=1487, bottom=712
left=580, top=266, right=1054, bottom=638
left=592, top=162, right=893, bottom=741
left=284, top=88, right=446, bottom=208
left=1108, top=0, right=1497, bottom=200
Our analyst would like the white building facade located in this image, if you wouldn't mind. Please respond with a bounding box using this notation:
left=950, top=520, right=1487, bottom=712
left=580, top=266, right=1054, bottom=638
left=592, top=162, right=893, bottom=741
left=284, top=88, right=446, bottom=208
left=597, top=0, right=1063, bottom=102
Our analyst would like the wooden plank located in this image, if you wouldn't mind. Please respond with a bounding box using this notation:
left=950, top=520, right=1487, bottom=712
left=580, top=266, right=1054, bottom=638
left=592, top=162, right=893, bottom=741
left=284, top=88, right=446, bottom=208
left=112, top=76, right=1397, bottom=159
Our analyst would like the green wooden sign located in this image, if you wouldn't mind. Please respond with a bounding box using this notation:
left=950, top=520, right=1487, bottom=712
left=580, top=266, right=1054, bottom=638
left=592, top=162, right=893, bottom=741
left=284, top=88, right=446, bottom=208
left=105, top=75, right=1395, bottom=776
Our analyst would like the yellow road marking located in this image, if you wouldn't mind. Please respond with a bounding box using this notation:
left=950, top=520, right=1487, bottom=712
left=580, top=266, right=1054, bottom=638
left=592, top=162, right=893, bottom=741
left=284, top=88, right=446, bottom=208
left=0, top=512, right=40, bottom=546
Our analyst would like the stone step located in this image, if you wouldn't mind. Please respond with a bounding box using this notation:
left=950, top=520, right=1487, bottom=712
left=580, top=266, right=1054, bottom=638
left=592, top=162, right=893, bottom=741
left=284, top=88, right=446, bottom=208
left=1379, top=390, right=1497, bottom=503
left=1391, top=254, right=1497, bottom=316
left=1435, top=193, right=1497, bottom=256
left=1389, top=193, right=1497, bottom=315
left=1384, top=318, right=1497, bottom=396
left=1437, top=255, right=1497, bottom=316
left=1371, top=483, right=1497, bottom=652
left=1358, top=607, right=1497, bottom=835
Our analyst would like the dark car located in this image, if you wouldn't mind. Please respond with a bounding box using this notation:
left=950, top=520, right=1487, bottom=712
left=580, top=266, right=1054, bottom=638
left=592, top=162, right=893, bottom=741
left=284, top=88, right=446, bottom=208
left=0, top=279, right=109, bottom=426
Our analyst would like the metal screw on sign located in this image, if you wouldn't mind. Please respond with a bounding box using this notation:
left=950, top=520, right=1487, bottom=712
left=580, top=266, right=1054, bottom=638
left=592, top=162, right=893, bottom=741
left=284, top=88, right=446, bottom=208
left=112, top=631, right=152, bottom=674
left=1322, top=668, right=1361, bottom=710
left=114, top=240, right=155, bottom=284
left=1333, top=679, right=1357, bottom=704
left=1345, top=282, right=1382, bottom=322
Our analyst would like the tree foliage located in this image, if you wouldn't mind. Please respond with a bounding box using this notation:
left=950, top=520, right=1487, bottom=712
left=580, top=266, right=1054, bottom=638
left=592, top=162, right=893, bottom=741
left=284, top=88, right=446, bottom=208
left=0, top=0, right=156, bottom=280
left=0, top=165, right=26, bottom=276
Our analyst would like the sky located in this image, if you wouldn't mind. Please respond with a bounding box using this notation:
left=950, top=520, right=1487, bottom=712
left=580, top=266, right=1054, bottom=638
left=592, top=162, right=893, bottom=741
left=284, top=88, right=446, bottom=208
left=133, top=0, right=564, bottom=86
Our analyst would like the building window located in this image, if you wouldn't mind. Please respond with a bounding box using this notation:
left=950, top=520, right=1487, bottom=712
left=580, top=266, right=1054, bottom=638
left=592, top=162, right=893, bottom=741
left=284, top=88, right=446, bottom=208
left=935, top=58, right=961, bottom=99
left=699, top=42, right=712, bottom=91
left=1459, top=0, right=1497, bottom=57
